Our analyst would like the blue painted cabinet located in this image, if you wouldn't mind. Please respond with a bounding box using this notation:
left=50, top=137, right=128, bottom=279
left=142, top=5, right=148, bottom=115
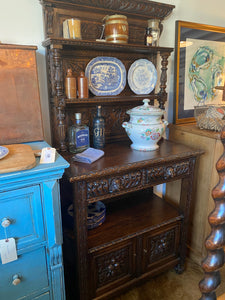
left=0, top=141, right=69, bottom=300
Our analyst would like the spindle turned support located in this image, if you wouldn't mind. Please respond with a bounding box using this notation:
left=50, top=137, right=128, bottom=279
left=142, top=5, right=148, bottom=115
left=199, top=127, right=225, bottom=299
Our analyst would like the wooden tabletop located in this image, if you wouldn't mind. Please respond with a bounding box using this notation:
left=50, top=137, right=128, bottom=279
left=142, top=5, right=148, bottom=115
left=62, top=139, right=203, bottom=182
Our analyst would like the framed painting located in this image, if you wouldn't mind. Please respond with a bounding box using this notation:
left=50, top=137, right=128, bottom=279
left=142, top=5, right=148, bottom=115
left=0, top=44, right=43, bottom=144
left=174, top=21, right=225, bottom=124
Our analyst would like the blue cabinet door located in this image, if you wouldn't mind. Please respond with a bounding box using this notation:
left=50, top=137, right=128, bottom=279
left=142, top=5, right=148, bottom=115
left=0, top=247, right=49, bottom=299
left=0, top=185, right=45, bottom=250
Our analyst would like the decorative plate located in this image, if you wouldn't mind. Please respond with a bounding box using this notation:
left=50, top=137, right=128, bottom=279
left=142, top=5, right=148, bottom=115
left=128, top=59, right=157, bottom=95
left=0, top=146, right=9, bottom=160
left=85, top=56, right=126, bottom=96
left=66, top=201, right=106, bottom=230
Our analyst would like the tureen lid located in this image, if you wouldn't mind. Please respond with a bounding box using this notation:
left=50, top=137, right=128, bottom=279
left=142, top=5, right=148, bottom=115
left=126, top=99, right=163, bottom=115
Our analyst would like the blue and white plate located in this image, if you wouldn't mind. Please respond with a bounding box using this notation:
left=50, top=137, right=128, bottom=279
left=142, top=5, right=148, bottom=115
left=0, top=146, right=9, bottom=159
left=66, top=201, right=106, bottom=230
left=85, top=56, right=126, bottom=96
left=128, top=59, right=157, bottom=95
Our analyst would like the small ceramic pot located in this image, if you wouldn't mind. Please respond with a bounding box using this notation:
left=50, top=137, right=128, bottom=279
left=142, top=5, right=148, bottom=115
left=122, top=99, right=168, bottom=151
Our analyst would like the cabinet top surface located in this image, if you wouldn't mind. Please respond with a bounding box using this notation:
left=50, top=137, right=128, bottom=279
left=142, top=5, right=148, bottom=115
left=169, top=124, right=221, bottom=140
left=63, top=139, right=203, bottom=182
left=0, top=141, right=69, bottom=182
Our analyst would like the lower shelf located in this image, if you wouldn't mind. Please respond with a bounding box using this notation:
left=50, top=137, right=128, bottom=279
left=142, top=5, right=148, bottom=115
left=63, top=190, right=182, bottom=253
left=87, top=191, right=182, bottom=252
left=63, top=190, right=182, bottom=299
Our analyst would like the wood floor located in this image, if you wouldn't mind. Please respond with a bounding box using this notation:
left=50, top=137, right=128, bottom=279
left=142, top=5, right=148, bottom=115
left=112, top=259, right=225, bottom=300
left=219, top=294, right=225, bottom=300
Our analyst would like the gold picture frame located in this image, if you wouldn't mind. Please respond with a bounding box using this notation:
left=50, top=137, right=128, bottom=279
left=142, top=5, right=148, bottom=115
left=174, top=21, right=225, bottom=124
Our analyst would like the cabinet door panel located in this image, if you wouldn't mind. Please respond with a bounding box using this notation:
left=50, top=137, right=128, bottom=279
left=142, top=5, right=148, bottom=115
left=89, top=239, right=136, bottom=298
left=0, top=185, right=45, bottom=250
left=0, top=247, right=49, bottom=300
left=142, top=222, right=181, bottom=273
left=33, top=292, right=50, bottom=300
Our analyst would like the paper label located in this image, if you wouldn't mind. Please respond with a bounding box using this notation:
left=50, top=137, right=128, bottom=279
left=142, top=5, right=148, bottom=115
left=0, top=238, right=18, bottom=264
left=40, top=147, right=56, bottom=164
left=76, top=129, right=89, bottom=147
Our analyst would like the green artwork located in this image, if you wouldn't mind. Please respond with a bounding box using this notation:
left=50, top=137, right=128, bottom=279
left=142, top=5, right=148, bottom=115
left=188, top=45, right=225, bottom=105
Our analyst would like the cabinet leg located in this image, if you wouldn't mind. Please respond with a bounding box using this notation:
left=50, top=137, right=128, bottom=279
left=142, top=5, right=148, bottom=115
left=174, top=263, right=184, bottom=274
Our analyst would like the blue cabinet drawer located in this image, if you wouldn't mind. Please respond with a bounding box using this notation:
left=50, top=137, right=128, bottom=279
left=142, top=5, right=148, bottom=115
left=0, top=247, right=49, bottom=300
left=0, top=186, right=45, bottom=250
left=33, top=292, right=50, bottom=300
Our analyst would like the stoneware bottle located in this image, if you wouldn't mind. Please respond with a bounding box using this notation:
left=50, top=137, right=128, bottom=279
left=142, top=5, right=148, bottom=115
left=65, top=68, right=77, bottom=99
left=77, top=72, right=89, bottom=99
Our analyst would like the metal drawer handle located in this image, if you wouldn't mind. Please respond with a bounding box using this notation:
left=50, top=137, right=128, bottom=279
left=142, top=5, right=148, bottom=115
left=12, top=274, right=21, bottom=286
left=1, top=218, right=11, bottom=228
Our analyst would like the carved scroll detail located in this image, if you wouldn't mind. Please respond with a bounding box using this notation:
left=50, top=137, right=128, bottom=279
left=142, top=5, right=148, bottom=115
left=199, top=129, right=225, bottom=299
left=87, top=171, right=143, bottom=199
left=43, top=3, right=54, bottom=36
left=146, top=161, right=190, bottom=182
left=41, top=0, right=174, bottom=20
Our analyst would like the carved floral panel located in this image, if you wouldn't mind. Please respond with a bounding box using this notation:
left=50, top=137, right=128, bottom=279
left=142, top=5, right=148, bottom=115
left=87, top=170, right=143, bottom=199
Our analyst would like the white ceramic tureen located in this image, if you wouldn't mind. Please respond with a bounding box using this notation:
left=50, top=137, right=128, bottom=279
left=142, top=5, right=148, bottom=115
left=122, top=99, right=168, bottom=151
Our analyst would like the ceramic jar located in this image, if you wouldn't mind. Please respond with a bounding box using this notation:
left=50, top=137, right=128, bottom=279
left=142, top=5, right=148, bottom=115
left=122, top=99, right=168, bottom=151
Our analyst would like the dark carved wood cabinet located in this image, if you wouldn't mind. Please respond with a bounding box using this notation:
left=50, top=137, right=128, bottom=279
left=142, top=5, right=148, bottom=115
left=39, top=0, right=202, bottom=299
left=60, top=142, right=201, bottom=300
left=39, top=0, right=175, bottom=151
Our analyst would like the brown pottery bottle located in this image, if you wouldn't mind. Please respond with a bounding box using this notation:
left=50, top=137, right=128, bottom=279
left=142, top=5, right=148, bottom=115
left=77, top=72, right=89, bottom=99
left=65, top=68, right=77, bottom=99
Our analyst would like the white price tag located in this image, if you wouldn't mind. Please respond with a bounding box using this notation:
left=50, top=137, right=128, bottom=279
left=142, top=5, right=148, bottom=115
left=0, top=238, right=18, bottom=264
left=40, top=147, right=56, bottom=164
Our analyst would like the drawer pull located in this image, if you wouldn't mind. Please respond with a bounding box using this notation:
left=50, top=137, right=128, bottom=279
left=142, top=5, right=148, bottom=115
left=1, top=218, right=11, bottom=228
left=12, top=274, right=21, bottom=286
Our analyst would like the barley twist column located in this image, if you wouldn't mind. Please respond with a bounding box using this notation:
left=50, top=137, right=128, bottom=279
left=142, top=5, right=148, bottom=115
left=199, top=128, right=225, bottom=299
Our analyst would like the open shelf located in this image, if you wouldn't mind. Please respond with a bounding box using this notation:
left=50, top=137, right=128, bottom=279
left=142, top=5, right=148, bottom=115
left=65, top=94, right=158, bottom=105
left=43, top=38, right=173, bottom=55
left=87, top=191, right=182, bottom=252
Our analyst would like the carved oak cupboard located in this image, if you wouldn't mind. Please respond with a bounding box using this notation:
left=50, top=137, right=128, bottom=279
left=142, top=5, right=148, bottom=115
left=39, top=0, right=202, bottom=299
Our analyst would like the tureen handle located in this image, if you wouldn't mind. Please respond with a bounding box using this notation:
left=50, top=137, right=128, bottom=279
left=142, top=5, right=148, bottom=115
left=122, top=122, right=128, bottom=128
left=143, top=99, right=150, bottom=106
left=163, top=120, right=168, bottom=127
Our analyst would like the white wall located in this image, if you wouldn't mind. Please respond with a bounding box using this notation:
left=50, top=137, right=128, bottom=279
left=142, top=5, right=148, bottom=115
left=1, top=0, right=225, bottom=143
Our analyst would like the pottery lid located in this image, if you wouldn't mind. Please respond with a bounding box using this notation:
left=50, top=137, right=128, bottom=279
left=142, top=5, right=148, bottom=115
left=126, top=99, right=163, bottom=116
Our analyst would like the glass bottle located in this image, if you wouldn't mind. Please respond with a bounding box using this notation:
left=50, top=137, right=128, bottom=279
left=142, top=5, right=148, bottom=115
left=68, top=113, right=90, bottom=153
left=145, top=27, right=153, bottom=46
left=77, top=72, right=89, bottom=99
left=65, top=68, right=77, bottom=99
left=93, top=106, right=105, bottom=149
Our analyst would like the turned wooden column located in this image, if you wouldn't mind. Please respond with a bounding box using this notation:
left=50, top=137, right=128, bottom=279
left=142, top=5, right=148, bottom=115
left=158, top=51, right=170, bottom=110
left=199, top=128, right=225, bottom=299
left=49, top=45, right=67, bottom=151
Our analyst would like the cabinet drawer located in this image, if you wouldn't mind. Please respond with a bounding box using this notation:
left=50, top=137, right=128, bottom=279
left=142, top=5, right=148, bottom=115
left=33, top=292, right=50, bottom=300
left=142, top=222, right=181, bottom=273
left=0, top=247, right=49, bottom=300
left=89, top=239, right=136, bottom=298
left=0, top=186, right=45, bottom=249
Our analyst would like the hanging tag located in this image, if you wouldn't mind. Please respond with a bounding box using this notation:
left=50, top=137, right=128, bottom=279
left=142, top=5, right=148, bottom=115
left=0, top=238, right=18, bottom=264
left=40, top=147, right=56, bottom=164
